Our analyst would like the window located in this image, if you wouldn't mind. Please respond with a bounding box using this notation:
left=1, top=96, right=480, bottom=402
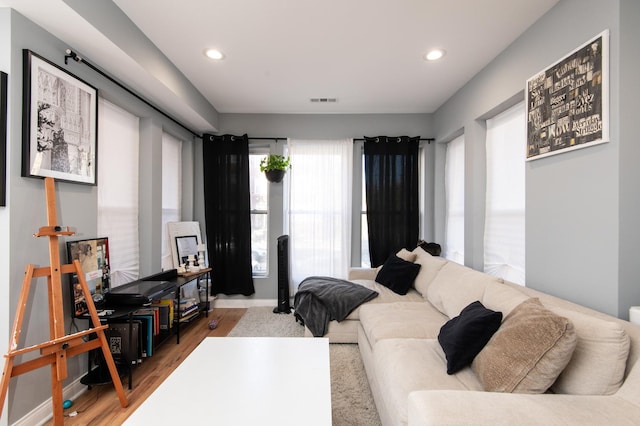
left=287, top=139, right=353, bottom=286
left=161, top=132, right=182, bottom=270
left=484, top=102, right=526, bottom=284
left=361, top=155, right=370, bottom=268
left=97, top=99, right=140, bottom=286
left=444, top=135, right=465, bottom=263
left=249, top=150, right=269, bottom=276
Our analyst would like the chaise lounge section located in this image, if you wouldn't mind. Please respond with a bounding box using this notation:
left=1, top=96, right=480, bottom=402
left=350, top=248, right=640, bottom=425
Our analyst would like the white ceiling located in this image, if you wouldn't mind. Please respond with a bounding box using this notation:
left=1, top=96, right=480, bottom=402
left=1, top=0, right=560, bottom=130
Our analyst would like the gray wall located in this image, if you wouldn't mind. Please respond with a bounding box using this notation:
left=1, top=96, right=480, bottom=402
left=215, top=113, right=435, bottom=300
left=434, top=0, right=640, bottom=319
left=3, top=0, right=640, bottom=422
left=1, top=9, right=198, bottom=423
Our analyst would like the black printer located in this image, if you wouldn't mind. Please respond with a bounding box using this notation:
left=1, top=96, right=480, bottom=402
left=105, top=269, right=178, bottom=306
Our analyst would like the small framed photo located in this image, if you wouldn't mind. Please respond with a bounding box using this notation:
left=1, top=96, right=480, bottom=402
left=22, top=49, right=98, bottom=185
left=176, top=235, right=199, bottom=265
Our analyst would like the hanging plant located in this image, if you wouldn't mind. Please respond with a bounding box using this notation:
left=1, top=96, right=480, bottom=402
left=259, top=154, right=291, bottom=183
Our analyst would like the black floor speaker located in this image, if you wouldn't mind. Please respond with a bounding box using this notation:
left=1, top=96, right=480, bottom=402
left=273, top=235, right=292, bottom=314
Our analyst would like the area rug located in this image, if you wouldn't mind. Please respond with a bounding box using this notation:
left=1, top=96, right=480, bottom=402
left=227, top=307, right=382, bottom=426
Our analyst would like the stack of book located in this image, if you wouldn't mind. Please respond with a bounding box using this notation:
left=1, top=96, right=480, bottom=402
left=177, top=298, right=199, bottom=321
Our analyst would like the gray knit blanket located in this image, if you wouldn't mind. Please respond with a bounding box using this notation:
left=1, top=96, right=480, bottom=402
left=294, top=276, right=379, bottom=337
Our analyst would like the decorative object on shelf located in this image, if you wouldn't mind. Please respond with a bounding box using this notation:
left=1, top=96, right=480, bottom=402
left=197, top=243, right=206, bottom=268
left=167, top=221, right=204, bottom=269
left=187, top=255, right=200, bottom=273
left=259, top=154, right=291, bottom=183
left=526, top=30, right=609, bottom=161
left=175, top=234, right=198, bottom=266
left=22, top=50, right=98, bottom=185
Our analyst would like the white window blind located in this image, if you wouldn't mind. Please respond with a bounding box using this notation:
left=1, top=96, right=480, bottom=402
left=286, top=139, right=353, bottom=289
left=97, top=98, right=140, bottom=287
left=249, top=150, right=269, bottom=276
left=484, top=102, right=526, bottom=285
left=161, top=132, right=182, bottom=270
left=444, top=135, right=465, bottom=264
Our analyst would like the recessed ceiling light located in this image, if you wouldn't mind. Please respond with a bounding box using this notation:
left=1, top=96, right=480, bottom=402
left=424, top=49, right=446, bottom=61
left=204, top=48, right=225, bottom=60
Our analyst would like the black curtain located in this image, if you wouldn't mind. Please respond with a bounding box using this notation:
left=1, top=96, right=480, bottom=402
left=364, top=136, right=420, bottom=267
left=202, top=133, right=254, bottom=296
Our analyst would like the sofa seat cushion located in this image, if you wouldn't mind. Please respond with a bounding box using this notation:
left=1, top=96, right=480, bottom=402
left=548, top=307, right=630, bottom=395
left=343, top=280, right=423, bottom=320
left=373, top=339, right=483, bottom=426
left=359, top=302, right=448, bottom=347
left=427, top=261, right=504, bottom=318
left=472, top=298, right=577, bottom=394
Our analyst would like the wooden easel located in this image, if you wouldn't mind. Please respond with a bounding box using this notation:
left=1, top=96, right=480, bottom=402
left=0, top=178, right=127, bottom=424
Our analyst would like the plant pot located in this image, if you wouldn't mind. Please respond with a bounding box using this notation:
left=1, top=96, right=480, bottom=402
left=265, top=169, right=286, bottom=183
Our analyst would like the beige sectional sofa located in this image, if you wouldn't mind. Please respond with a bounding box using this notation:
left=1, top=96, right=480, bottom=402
left=315, top=246, right=640, bottom=425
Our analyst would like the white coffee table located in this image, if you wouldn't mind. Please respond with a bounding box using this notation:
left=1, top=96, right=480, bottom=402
left=124, top=337, right=332, bottom=425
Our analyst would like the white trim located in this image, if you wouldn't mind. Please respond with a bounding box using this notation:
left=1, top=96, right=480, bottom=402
left=13, top=377, right=87, bottom=426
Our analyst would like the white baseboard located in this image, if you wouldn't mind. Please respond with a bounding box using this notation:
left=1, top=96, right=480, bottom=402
left=213, top=298, right=281, bottom=308
left=13, top=377, right=87, bottom=426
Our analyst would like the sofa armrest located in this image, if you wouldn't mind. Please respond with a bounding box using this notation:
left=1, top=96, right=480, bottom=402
left=408, top=390, right=640, bottom=426
left=348, top=267, right=378, bottom=280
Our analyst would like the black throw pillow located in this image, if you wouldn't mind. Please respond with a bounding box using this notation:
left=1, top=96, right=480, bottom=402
left=375, top=254, right=421, bottom=295
left=438, top=301, right=503, bottom=374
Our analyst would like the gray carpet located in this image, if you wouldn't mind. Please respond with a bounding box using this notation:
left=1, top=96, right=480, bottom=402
left=227, top=307, right=382, bottom=426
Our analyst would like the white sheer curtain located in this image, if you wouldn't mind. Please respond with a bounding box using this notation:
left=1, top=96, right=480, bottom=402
left=97, top=98, right=140, bottom=287
left=444, top=135, right=465, bottom=264
left=286, top=139, right=353, bottom=290
left=161, top=132, right=182, bottom=270
left=484, top=102, right=526, bottom=285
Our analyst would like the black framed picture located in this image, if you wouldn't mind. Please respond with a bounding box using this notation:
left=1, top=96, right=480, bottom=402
left=0, top=71, right=7, bottom=206
left=175, top=235, right=199, bottom=265
left=66, top=237, right=111, bottom=317
left=526, top=30, right=609, bottom=161
left=22, top=49, right=98, bottom=185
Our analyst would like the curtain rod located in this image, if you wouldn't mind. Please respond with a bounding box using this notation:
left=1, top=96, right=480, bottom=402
left=64, top=49, right=202, bottom=139
left=354, top=137, right=434, bottom=143
left=249, top=137, right=435, bottom=143
left=63, top=49, right=437, bottom=145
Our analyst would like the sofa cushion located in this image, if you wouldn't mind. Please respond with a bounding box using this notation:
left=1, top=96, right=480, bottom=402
left=344, top=280, right=423, bottom=320
left=411, top=247, right=448, bottom=297
left=359, top=302, right=447, bottom=346
left=375, top=254, right=421, bottom=295
left=396, top=248, right=417, bottom=262
left=481, top=280, right=530, bottom=317
left=373, top=339, right=484, bottom=425
left=548, top=308, right=630, bottom=395
left=438, top=301, right=503, bottom=374
left=427, top=261, right=503, bottom=319
left=472, top=298, right=577, bottom=393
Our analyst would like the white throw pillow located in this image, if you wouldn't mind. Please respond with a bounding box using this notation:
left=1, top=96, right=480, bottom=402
left=411, top=247, right=447, bottom=297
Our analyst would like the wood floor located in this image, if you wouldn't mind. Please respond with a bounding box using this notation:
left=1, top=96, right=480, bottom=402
left=44, top=308, right=246, bottom=425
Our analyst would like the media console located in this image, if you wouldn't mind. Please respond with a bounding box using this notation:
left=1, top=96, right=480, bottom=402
left=80, top=268, right=212, bottom=388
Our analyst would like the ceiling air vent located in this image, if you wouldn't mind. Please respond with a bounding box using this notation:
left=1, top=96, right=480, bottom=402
left=310, top=98, right=338, bottom=103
